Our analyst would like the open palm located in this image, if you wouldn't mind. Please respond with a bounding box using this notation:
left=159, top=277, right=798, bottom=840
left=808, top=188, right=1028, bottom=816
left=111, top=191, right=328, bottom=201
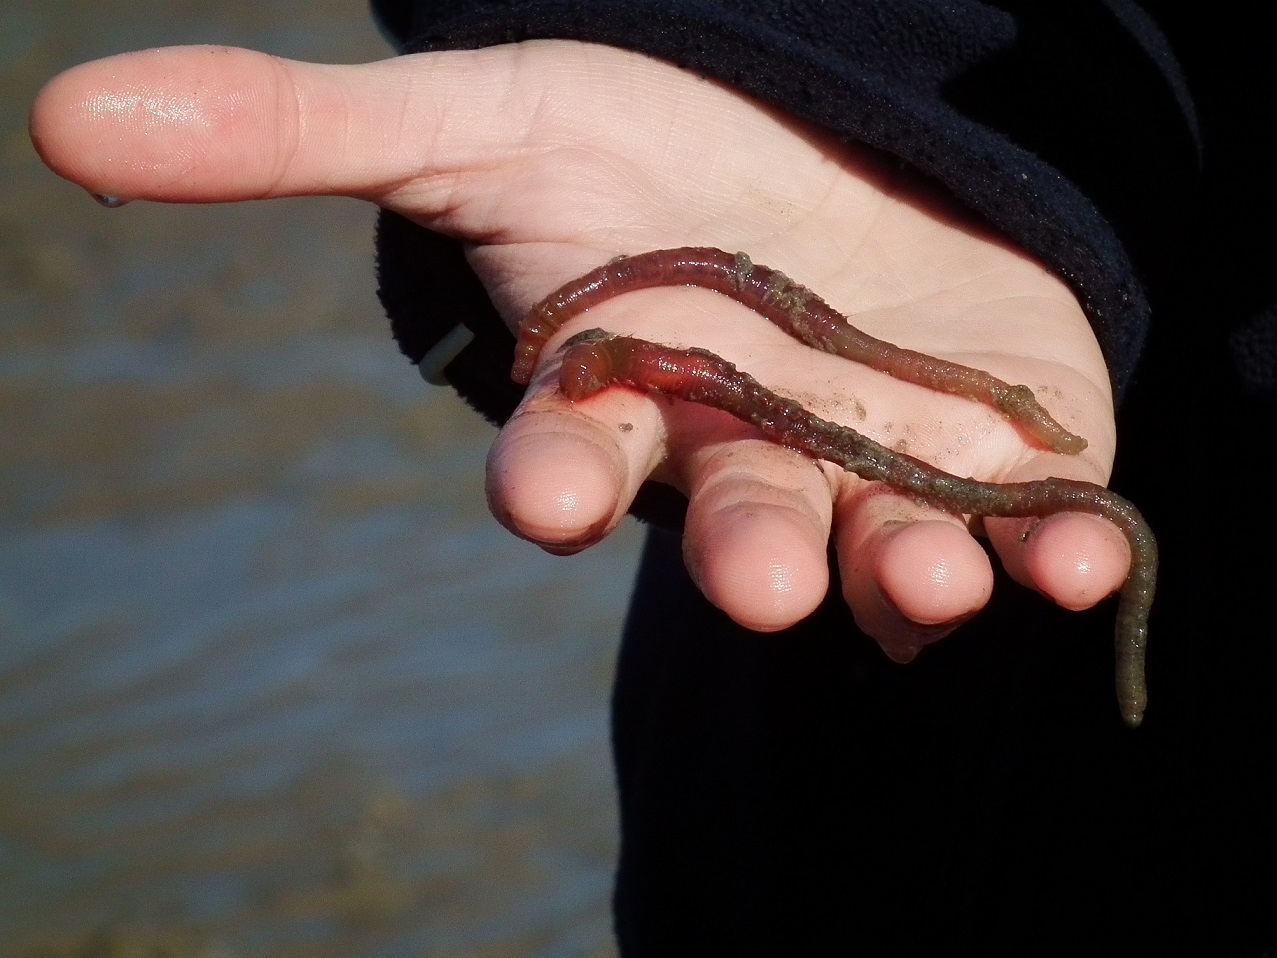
left=31, top=40, right=1131, bottom=662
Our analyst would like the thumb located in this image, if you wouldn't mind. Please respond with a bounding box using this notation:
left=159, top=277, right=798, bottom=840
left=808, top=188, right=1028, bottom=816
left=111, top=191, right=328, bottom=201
left=27, top=44, right=535, bottom=206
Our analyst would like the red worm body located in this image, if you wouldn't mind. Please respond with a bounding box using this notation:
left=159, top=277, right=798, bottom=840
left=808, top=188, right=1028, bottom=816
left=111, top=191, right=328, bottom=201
left=516, top=247, right=1088, bottom=455
left=557, top=331, right=1155, bottom=728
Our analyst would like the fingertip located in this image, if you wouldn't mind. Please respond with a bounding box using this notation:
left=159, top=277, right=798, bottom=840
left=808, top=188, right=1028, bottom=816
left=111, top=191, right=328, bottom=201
left=991, top=512, right=1131, bottom=611
left=874, top=520, right=994, bottom=625
left=486, top=416, right=630, bottom=552
left=29, top=46, right=380, bottom=202
left=32, top=47, right=267, bottom=198
left=836, top=514, right=990, bottom=661
left=680, top=441, right=833, bottom=631
left=684, top=501, right=831, bottom=632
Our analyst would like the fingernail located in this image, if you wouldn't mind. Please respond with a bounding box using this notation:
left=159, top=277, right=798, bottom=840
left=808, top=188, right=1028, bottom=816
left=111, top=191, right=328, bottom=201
left=885, top=643, right=922, bottom=664
left=880, top=612, right=976, bottom=665
left=88, top=192, right=131, bottom=208
left=1017, top=516, right=1046, bottom=544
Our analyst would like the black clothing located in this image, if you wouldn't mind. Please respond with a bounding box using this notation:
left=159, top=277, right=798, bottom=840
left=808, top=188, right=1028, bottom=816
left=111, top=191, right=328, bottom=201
left=370, top=2, right=1277, bottom=953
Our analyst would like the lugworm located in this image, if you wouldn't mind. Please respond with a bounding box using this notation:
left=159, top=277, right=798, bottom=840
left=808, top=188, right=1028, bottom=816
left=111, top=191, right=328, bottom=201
left=515, top=250, right=1157, bottom=727
left=514, top=247, right=1088, bottom=455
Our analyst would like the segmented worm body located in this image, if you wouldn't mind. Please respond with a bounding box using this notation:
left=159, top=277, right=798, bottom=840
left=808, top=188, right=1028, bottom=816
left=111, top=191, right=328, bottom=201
left=515, top=249, right=1157, bottom=727
left=515, top=247, right=1087, bottom=455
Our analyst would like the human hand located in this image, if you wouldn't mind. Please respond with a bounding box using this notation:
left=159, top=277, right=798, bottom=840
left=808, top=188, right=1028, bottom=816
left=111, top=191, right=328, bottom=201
left=30, top=40, right=1130, bottom=662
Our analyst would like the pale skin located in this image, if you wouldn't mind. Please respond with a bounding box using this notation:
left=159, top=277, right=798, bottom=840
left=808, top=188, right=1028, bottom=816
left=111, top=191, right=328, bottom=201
left=29, top=40, right=1132, bottom=667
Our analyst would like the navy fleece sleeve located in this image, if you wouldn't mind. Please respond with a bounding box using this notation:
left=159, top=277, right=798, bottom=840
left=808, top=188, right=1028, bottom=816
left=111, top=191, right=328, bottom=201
left=371, top=0, right=1198, bottom=420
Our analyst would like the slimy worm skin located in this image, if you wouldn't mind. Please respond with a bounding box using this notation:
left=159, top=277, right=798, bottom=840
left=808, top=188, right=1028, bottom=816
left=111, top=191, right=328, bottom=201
left=514, top=247, right=1088, bottom=455
left=516, top=252, right=1156, bottom=727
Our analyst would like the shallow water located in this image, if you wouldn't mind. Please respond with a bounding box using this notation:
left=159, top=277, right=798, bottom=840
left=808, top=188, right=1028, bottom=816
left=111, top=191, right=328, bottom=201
left=1, top=4, right=640, bottom=955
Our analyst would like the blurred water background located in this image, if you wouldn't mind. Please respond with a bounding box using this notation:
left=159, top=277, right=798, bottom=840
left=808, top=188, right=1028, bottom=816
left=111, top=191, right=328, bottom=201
left=1, top=2, right=642, bottom=955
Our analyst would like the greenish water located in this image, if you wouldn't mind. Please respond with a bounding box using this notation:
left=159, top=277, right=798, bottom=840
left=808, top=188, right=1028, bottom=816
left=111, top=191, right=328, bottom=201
left=1, top=4, right=639, bottom=955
